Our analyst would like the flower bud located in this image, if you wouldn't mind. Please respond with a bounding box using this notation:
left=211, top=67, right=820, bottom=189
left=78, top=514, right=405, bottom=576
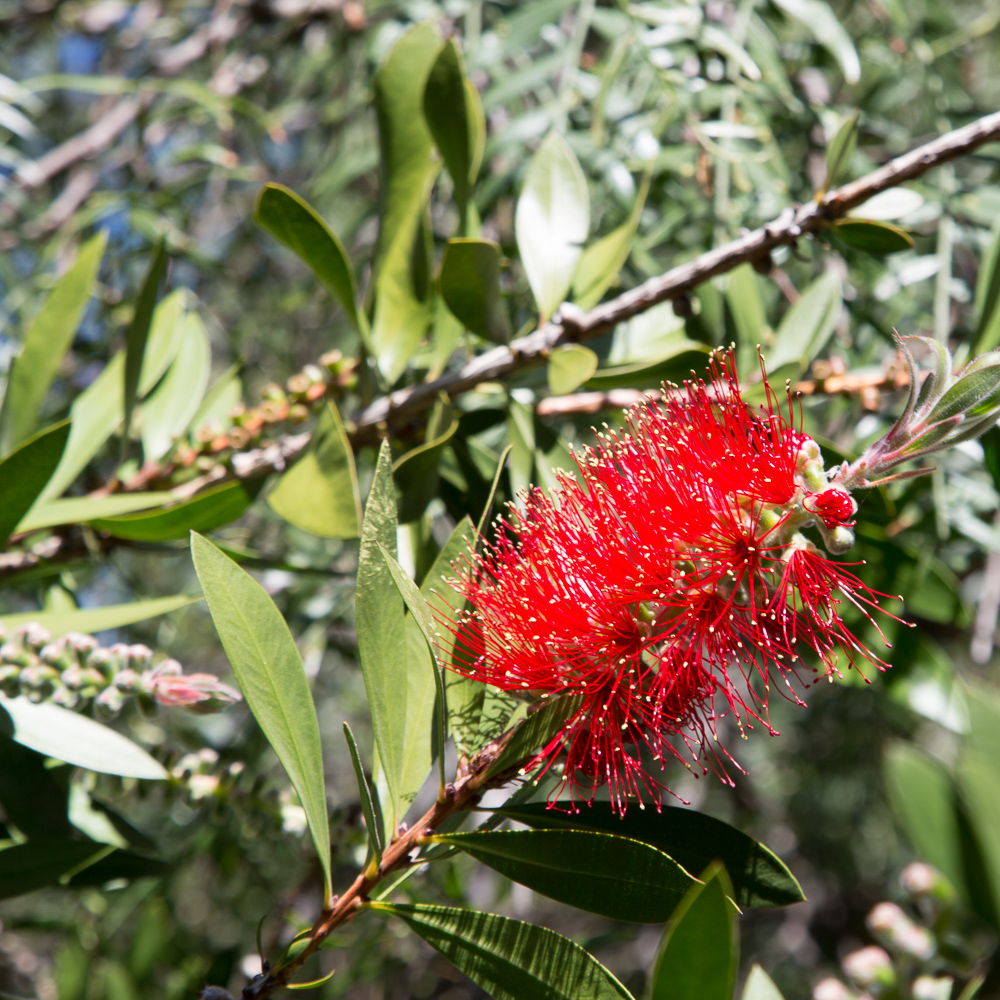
left=146, top=669, right=241, bottom=711
left=901, top=862, right=954, bottom=904
left=912, top=976, right=953, bottom=1000
left=842, top=946, right=896, bottom=993
left=813, top=979, right=857, bottom=1000
left=867, top=901, right=934, bottom=961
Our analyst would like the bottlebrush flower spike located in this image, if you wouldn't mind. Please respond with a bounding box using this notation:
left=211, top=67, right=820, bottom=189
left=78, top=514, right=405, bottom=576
left=448, top=349, right=910, bottom=815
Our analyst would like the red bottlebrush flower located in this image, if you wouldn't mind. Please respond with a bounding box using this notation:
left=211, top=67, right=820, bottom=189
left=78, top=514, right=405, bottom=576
left=447, top=350, right=900, bottom=815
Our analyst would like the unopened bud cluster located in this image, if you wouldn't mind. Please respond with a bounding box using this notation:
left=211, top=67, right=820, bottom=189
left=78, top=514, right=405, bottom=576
left=171, top=350, right=357, bottom=472
left=0, top=622, right=241, bottom=713
left=812, top=864, right=993, bottom=1000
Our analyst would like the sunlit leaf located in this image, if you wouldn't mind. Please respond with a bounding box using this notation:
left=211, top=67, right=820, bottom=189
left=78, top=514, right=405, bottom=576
left=772, top=0, right=860, bottom=83
left=767, top=272, right=841, bottom=373
left=742, top=964, right=785, bottom=1000
left=268, top=401, right=362, bottom=538
left=1, top=230, right=106, bottom=451
left=515, top=132, right=589, bottom=324
left=833, top=219, right=915, bottom=254
left=0, top=697, right=168, bottom=779
left=547, top=344, right=598, bottom=395
left=17, top=493, right=176, bottom=533
left=191, top=533, right=332, bottom=897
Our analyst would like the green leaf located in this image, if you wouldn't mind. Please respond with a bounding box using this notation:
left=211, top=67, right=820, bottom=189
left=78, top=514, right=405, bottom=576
left=0, top=594, right=196, bottom=634
left=123, top=240, right=169, bottom=445
left=741, top=965, right=785, bottom=1000
left=191, top=533, right=332, bottom=897
left=440, top=239, right=512, bottom=344
left=140, top=310, right=211, bottom=461
left=393, top=413, right=459, bottom=523
left=883, top=741, right=964, bottom=896
left=771, top=0, right=860, bottom=84
left=371, top=23, right=441, bottom=383
left=767, top=272, right=842, bottom=374
left=833, top=218, right=915, bottom=254
left=434, top=828, right=695, bottom=922
left=956, top=749, right=1000, bottom=925
left=485, top=693, right=584, bottom=780
left=40, top=293, right=186, bottom=502
left=853, top=187, right=924, bottom=221
left=373, top=902, right=635, bottom=1000
left=268, top=401, right=362, bottom=538
left=515, top=132, right=590, bottom=324
left=0, top=420, right=70, bottom=545
left=547, top=344, right=598, bottom=395
left=356, top=441, right=410, bottom=833
left=91, top=478, right=263, bottom=541
left=587, top=345, right=712, bottom=391
left=497, top=802, right=803, bottom=909
left=975, top=228, right=1000, bottom=353
left=0, top=839, right=112, bottom=901
left=964, top=681, right=1000, bottom=768
left=16, top=493, right=176, bottom=533
left=254, top=183, right=361, bottom=332
left=928, top=366, right=1000, bottom=423
left=823, top=110, right=860, bottom=191
left=651, top=864, right=738, bottom=1000
left=423, top=39, right=474, bottom=229
left=190, top=362, right=242, bottom=431
left=343, top=722, right=383, bottom=867
left=0, top=697, right=168, bottom=779
left=1, top=230, right=106, bottom=451
left=726, top=264, right=771, bottom=372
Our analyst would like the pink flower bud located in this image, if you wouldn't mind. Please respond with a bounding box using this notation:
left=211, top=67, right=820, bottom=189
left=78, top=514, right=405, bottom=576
left=147, top=669, right=241, bottom=711
left=813, top=979, right=856, bottom=1000
left=842, top=947, right=895, bottom=993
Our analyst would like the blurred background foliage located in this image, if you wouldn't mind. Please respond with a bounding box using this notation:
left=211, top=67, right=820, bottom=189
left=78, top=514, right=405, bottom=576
left=1, top=0, right=1000, bottom=998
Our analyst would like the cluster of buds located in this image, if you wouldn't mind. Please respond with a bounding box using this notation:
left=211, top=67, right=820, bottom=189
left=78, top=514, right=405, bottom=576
left=834, top=336, right=1000, bottom=490
left=172, top=350, right=357, bottom=472
left=172, top=748, right=245, bottom=801
left=813, top=864, right=993, bottom=1000
left=0, top=622, right=241, bottom=714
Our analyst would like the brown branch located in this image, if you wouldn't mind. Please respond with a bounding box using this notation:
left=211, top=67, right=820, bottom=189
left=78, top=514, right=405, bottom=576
left=238, top=725, right=526, bottom=999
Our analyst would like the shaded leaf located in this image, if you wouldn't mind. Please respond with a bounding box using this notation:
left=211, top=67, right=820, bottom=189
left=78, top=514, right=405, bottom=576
left=515, top=133, right=589, bottom=324
left=0, top=420, right=70, bottom=545
left=833, top=218, right=915, bottom=254
left=0, top=839, right=112, bottom=901
left=269, top=401, right=362, bottom=538
left=548, top=344, right=598, bottom=395
left=853, top=188, right=924, bottom=221
left=499, top=801, right=803, bottom=909
left=440, top=239, right=511, bottom=343
left=254, top=183, right=360, bottom=332
left=485, top=694, right=584, bottom=780
left=435, top=828, right=695, bottom=922
left=17, top=493, right=176, bottom=533
left=824, top=110, right=859, bottom=191
left=884, top=741, right=964, bottom=897
left=424, top=39, right=473, bottom=229
left=975, top=227, right=1000, bottom=353
left=191, top=533, right=332, bottom=897
left=2, top=231, right=106, bottom=450
left=956, top=750, right=1000, bottom=926
left=91, top=478, right=263, bottom=541
left=374, top=902, right=634, bottom=1000
left=0, top=697, right=168, bottom=779
left=651, top=864, right=738, bottom=1000
left=394, top=412, right=459, bottom=523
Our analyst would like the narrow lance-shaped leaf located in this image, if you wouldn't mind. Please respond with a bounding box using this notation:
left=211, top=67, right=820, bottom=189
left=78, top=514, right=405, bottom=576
left=651, top=863, right=739, bottom=1000
left=515, top=132, right=589, bottom=324
left=2, top=230, right=107, bottom=451
left=822, top=109, right=859, bottom=193
left=0, top=594, right=196, bottom=634
left=18, top=492, right=177, bottom=534
left=268, top=400, right=362, bottom=538
left=191, top=533, right=332, bottom=898
left=432, top=828, right=696, bottom=922
left=254, top=183, right=362, bottom=333
left=498, top=801, right=804, bottom=909
left=0, top=840, right=114, bottom=902
left=343, top=722, right=384, bottom=869
left=393, top=408, right=459, bottom=523
left=356, top=440, right=410, bottom=834
left=123, top=239, right=168, bottom=450
left=833, top=218, right=915, bottom=254
left=372, top=902, right=635, bottom=1000
left=377, top=541, right=449, bottom=791
left=485, top=693, right=584, bottom=780
left=0, top=420, right=70, bottom=545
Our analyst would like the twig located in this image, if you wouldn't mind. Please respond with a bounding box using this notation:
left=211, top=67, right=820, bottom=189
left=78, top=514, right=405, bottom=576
left=238, top=723, right=528, bottom=999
